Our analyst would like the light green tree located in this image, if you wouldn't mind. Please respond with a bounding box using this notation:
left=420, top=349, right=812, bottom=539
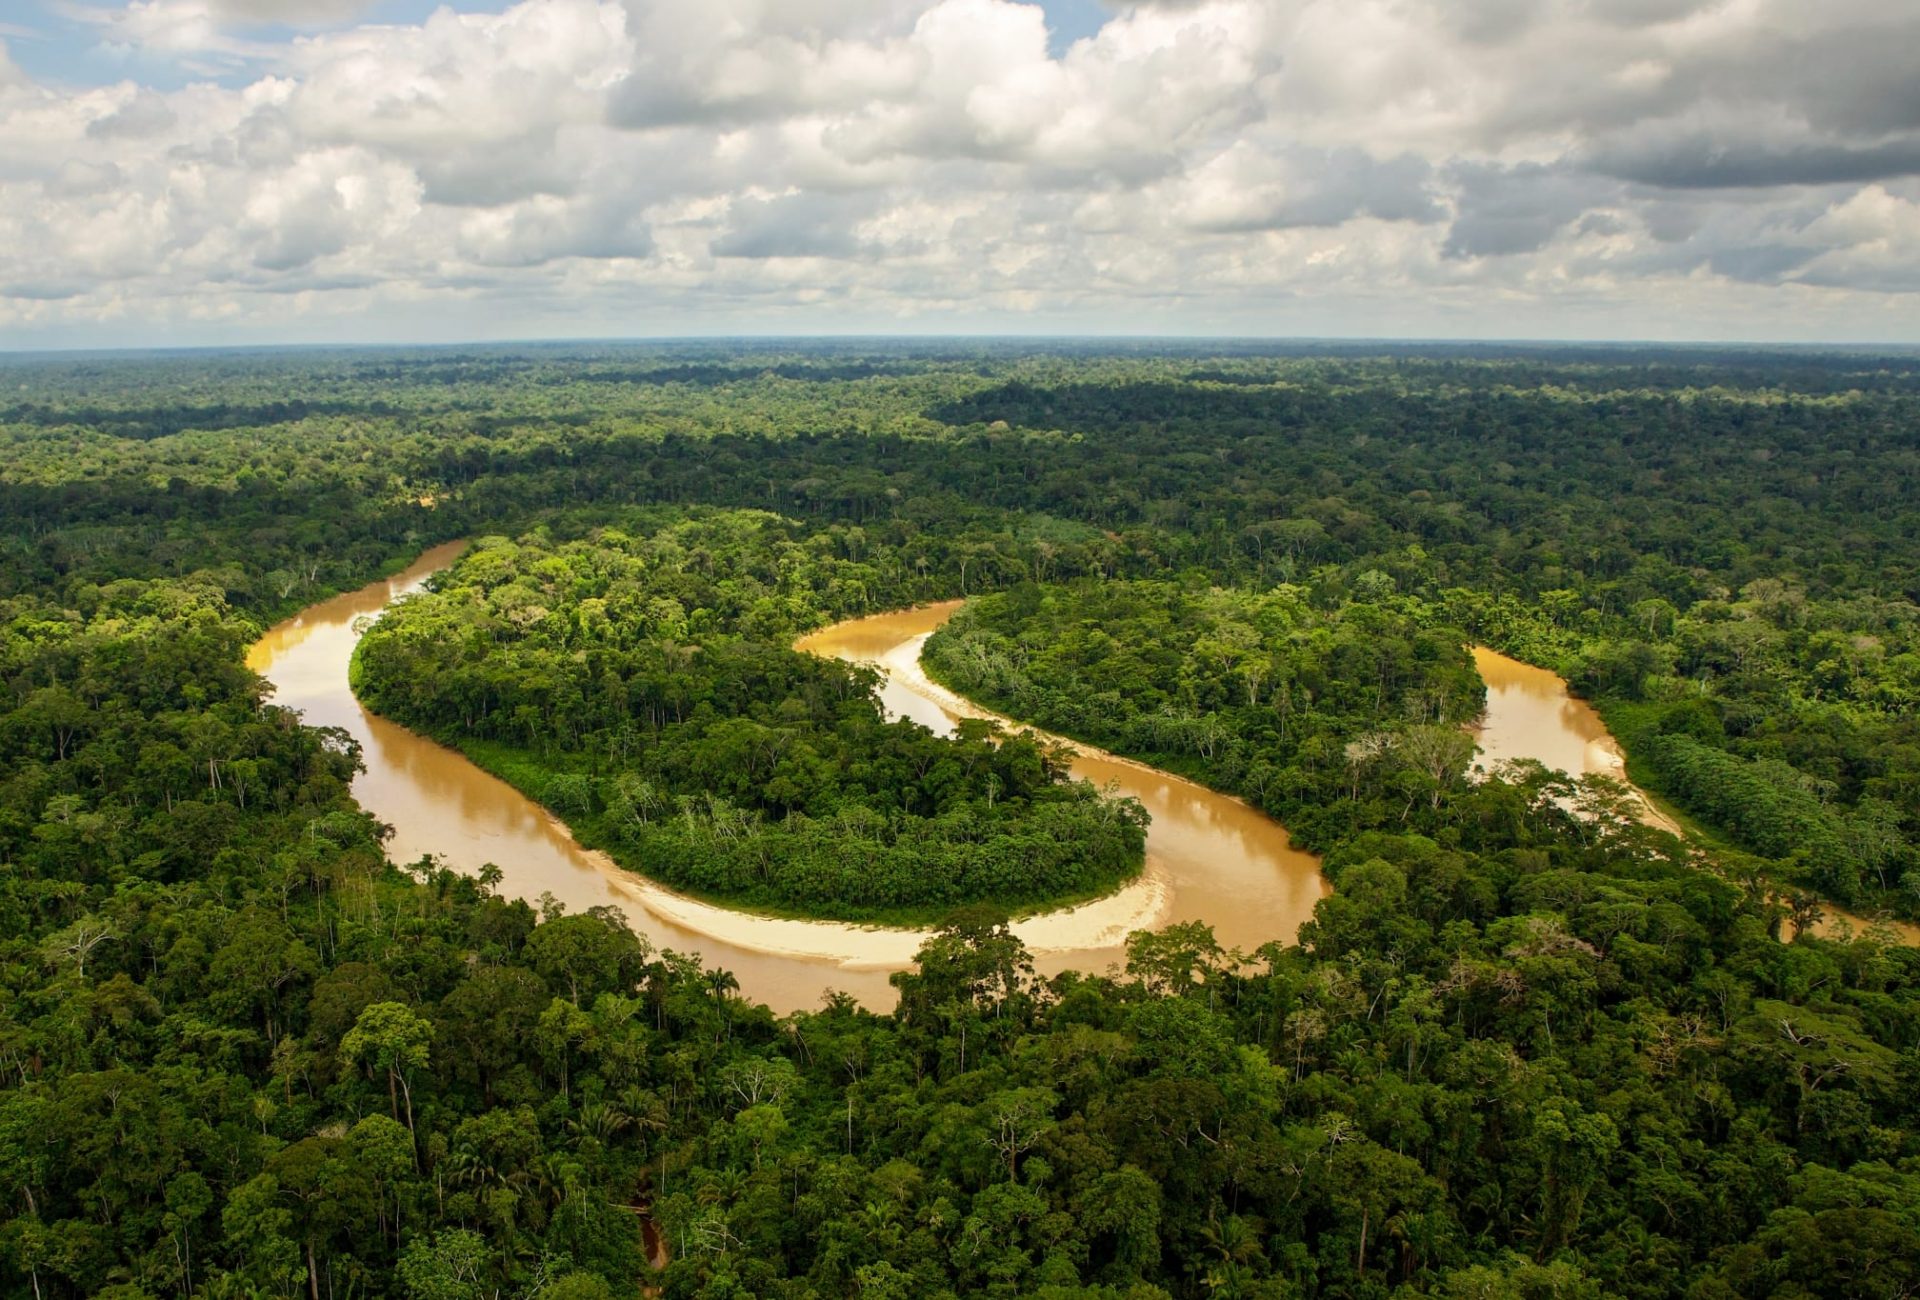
left=342, top=1001, right=434, bottom=1148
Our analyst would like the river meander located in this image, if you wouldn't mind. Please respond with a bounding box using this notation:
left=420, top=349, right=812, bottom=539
left=795, top=602, right=1331, bottom=965
left=1472, top=647, right=1917, bottom=943
left=247, top=548, right=1912, bottom=1015
left=248, top=547, right=1322, bottom=1011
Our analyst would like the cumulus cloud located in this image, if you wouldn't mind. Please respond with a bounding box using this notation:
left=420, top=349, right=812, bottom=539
left=1173, top=142, right=1439, bottom=232
left=3, top=0, right=1920, bottom=344
left=609, top=0, right=924, bottom=128
left=210, top=0, right=379, bottom=23
left=1444, top=164, right=1612, bottom=259
left=276, top=0, right=630, bottom=204
left=713, top=191, right=882, bottom=259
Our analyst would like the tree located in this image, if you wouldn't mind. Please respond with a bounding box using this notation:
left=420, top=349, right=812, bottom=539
left=983, top=1088, right=1058, bottom=1182
left=162, top=1172, right=212, bottom=1298
left=526, top=911, right=649, bottom=1005
left=1530, top=1098, right=1618, bottom=1257
left=347, top=1115, right=415, bottom=1245
left=42, top=917, right=114, bottom=980
left=536, top=997, right=596, bottom=1100
left=1329, top=1139, right=1435, bottom=1280
left=1083, top=1165, right=1162, bottom=1279
left=893, top=908, right=1035, bottom=1025
left=543, top=1275, right=616, bottom=1300
left=221, top=1174, right=304, bottom=1299
left=1399, top=725, right=1478, bottom=811
left=397, top=1230, right=490, bottom=1300
left=1125, top=922, right=1227, bottom=997
left=341, top=1002, right=434, bottom=1150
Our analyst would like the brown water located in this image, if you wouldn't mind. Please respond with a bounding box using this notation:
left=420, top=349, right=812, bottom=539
left=1471, top=646, right=1920, bottom=945
left=1471, top=647, right=1631, bottom=783
left=250, top=544, right=899, bottom=1013
left=798, top=603, right=1330, bottom=964
left=1470, top=647, right=1682, bottom=835
left=246, top=555, right=1325, bottom=1014
left=253, top=548, right=1906, bottom=1014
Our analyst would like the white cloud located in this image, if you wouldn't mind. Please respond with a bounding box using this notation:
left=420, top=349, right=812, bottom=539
left=211, top=0, right=379, bottom=23
left=608, top=0, right=924, bottom=128
left=2, top=0, right=1919, bottom=345
left=68, top=0, right=383, bottom=49
left=278, top=0, right=630, bottom=203
left=1171, top=140, right=1439, bottom=232
left=238, top=147, right=422, bottom=271
left=64, top=0, right=271, bottom=60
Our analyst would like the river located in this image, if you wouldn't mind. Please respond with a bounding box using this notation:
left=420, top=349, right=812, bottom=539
left=246, top=550, right=1322, bottom=1012
left=251, top=544, right=894, bottom=1012
left=247, top=551, right=1911, bottom=1015
left=1472, top=647, right=1919, bottom=944
left=1471, top=647, right=1685, bottom=835
left=795, top=603, right=1331, bottom=963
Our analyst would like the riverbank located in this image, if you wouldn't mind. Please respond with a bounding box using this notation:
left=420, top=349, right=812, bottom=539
left=1468, top=646, right=1687, bottom=837
left=1471, top=648, right=1920, bottom=945
left=799, top=605, right=1329, bottom=958
left=372, top=720, right=1147, bottom=931
left=250, top=556, right=1318, bottom=1011
left=255, top=548, right=1917, bottom=1029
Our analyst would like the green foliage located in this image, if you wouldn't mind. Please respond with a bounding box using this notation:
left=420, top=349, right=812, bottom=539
left=923, top=578, right=1486, bottom=847
left=5, top=341, right=1920, bottom=1300
left=1641, top=733, right=1864, bottom=898
left=353, top=516, right=1148, bottom=920
left=398, top=1229, right=490, bottom=1300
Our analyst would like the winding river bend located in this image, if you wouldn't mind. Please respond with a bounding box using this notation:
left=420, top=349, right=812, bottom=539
left=1471, top=647, right=1685, bottom=836
left=794, top=603, right=1330, bottom=963
left=1473, top=647, right=1919, bottom=944
left=247, top=547, right=1321, bottom=1012
left=248, top=549, right=1912, bottom=1015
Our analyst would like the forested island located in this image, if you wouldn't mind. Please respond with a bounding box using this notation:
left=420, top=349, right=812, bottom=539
left=5, top=341, right=1920, bottom=1299
left=351, top=515, right=1146, bottom=922
left=923, top=580, right=1488, bottom=850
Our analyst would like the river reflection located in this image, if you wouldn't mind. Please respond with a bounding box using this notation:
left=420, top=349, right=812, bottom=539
left=1471, top=647, right=1629, bottom=782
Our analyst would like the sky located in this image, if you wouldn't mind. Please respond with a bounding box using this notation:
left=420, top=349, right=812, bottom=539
left=2, top=0, right=1918, bottom=349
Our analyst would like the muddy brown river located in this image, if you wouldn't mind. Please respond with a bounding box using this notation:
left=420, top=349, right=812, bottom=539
left=795, top=602, right=1332, bottom=963
left=1471, top=646, right=1685, bottom=835
left=1472, top=647, right=1918, bottom=944
left=247, top=550, right=1911, bottom=1014
left=247, top=549, right=1325, bottom=1012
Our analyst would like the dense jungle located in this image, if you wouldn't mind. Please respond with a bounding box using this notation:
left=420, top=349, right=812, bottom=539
left=4, top=340, right=1920, bottom=1300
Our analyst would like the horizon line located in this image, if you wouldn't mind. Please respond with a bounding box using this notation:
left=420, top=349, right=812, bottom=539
left=5, top=332, right=1920, bottom=360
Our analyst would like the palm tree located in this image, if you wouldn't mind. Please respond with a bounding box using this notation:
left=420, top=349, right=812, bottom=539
left=707, top=968, right=740, bottom=1041
left=707, top=968, right=740, bottom=1003
left=696, top=1167, right=748, bottom=1209
left=619, top=1085, right=671, bottom=1156
left=1203, top=1261, right=1255, bottom=1298
left=568, top=1101, right=631, bottom=1147
left=1201, top=1213, right=1267, bottom=1270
